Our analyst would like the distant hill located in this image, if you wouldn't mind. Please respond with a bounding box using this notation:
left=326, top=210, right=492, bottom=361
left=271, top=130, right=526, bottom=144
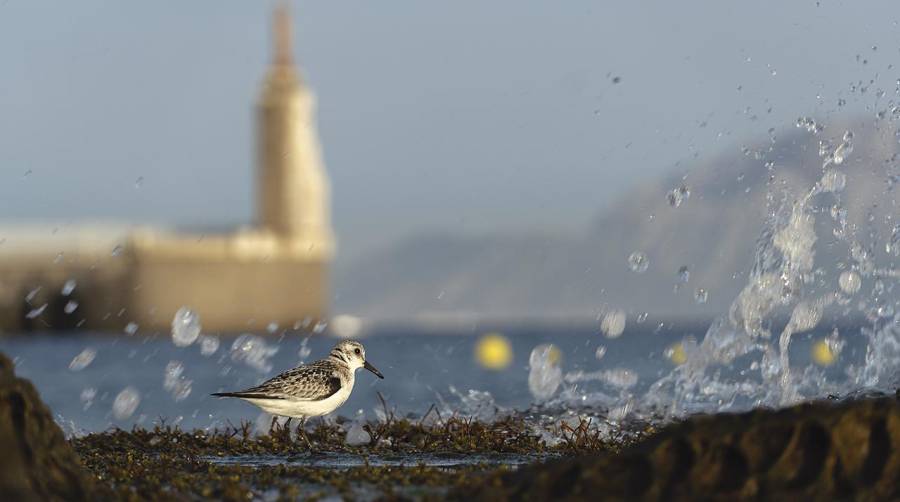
left=334, top=116, right=900, bottom=323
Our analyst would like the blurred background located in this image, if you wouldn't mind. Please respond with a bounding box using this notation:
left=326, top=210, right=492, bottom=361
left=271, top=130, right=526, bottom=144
left=2, top=1, right=900, bottom=431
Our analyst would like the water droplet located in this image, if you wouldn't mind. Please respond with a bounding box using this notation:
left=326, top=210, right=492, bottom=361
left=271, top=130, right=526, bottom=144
left=666, top=185, right=691, bottom=207
left=636, top=312, right=649, bottom=323
left=164, top=360, right=192, bottom=402
left=345, top=421, right=371, bottom=446
left=80, top=387, right=97, bottom=410
left=26, top=288, right=41, bottom=303
left=677, top=265, right=690, bottom=283
left=528, top=344, right=562, bottom=401
left=887, top=225, right=900, bottom=257
left=54, top=252, right=64, bottom=264
left=796, top=116, right=822, bottom=134
left=124, top=322, right=139, bottom=335
left=838, top=270, right=861, bottom=294
left=26, top=304, right=47, bottom=319
left=61, top=279, right=76, bottom=296
left=297, top=337, right=312, bottom=361
left=788, top=300, right=824, bottom=333
left=595, top=345, right=606, bottom=360
left=602, top=368, right=639, bottom=389
left=820, top=169, right=846, bottom=192
left=112, top=386, right=141, bottom=420
left=833, top=140, right=853, bottom=165
left=312, top=321, right=328, bottom=334
left=163, top=361, right=184, bottom=390
left=171, top=307, right=201, bottom=347
left=694, top=288, right=709, bottom=304
left=68, top=348, right=96, bottom=371
left=600, top=309, right=627, bottom=338
left=230, top=334, right=279, bottom=373
left=199, top=335, right=220, bottom=356
left=111, top=245, right=123, bottom=257
left=627, top=251, right=649, bottom=273
left=266, top=322, right=279, bottom=334
left=64, top=300, right=78, bottom=314
left=134, top=176, right=144, bottom=189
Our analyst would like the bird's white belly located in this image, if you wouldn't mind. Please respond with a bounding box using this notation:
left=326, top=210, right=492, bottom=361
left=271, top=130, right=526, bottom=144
left=244, top=382, right=353, bottom=418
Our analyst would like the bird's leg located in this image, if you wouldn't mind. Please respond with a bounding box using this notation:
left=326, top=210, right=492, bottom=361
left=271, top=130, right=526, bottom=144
left=284, top=417, right=292, bottom=430
left=269, top=415, right=278, bottom=435
left=298, top=417, right=312, bottom=448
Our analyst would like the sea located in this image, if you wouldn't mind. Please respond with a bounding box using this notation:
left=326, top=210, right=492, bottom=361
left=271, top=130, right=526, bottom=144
left=0, top=316, right=888, bottom=435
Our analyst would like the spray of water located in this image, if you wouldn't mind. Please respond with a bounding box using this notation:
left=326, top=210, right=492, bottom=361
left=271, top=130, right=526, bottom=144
left=528, top=123, right=900, bottom=423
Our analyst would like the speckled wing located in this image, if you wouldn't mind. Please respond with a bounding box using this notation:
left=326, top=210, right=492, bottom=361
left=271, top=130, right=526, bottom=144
left=236, top=361, right=342, bottom=401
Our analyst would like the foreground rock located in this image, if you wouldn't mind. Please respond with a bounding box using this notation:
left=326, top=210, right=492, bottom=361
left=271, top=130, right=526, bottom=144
left=464, top=395, right=900, bottom=501
left=0, top=352, right=95, bottom=501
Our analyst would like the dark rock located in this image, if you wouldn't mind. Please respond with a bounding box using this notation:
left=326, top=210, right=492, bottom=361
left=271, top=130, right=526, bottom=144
left=0, top=352, right=95, bottom=501
left=463, top=397, right=900, bottom=501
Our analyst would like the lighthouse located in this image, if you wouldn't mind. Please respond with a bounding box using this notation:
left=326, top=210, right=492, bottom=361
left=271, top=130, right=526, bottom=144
left=256, top=3, right=335, bottom=259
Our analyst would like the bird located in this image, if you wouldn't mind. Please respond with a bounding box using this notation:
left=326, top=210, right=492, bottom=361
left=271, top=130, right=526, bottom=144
left=212, top=340, right=384, bottom=444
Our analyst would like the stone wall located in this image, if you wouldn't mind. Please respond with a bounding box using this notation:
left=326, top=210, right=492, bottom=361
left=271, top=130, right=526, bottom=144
left=128, top=256, right=329, bottom=333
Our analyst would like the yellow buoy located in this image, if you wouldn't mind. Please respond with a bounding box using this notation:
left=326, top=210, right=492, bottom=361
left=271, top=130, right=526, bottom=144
left=666, top=342, right=687, bottom=365
left=811, top=339, right=836, bottom=366
left=475, top=333, right=513, bottom=370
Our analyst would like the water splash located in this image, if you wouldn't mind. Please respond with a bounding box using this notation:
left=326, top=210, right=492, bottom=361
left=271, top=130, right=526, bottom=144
left=171, top=307, right=202, bottom=347
left=528, top=344, right=563, bottom=402
left=527, top=123, right=900, bottom=423
left=297, top=336, right=312, bottom=363
left=345, top=410, right=372, bottom=446
left=80, top=388, right=97, bottom=411
left=666, top=185, right=691, bottom=208
left=112, top=386, right=140, bottom=420
left=627, top=251, right=649, bottom=273
left=68, top=348, right=96, bottom=371
left=199, top=335, right=220, bottom=356
left=230, top=334, right=279, bottom=373
left=599, top=309, right=626, bottom=338
left=61, top=279, right=76, bottom=296
left=163, top=360, right=193, bottom=402
left=440, top=386, right=503, bottom=422
left=26, top=304, right=47, bottom=319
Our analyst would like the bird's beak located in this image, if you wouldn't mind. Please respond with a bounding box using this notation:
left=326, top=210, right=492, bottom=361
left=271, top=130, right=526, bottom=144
left=363, top=360, right=384, bottom=379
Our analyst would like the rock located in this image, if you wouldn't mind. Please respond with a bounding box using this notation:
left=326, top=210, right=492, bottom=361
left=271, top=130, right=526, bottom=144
left=464, top=396, right=900, bottom=501
left=0, top=352, right=95, bottom=501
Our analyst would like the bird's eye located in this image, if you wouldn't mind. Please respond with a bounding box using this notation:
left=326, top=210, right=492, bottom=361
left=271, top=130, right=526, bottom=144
left=354, top=348, right=361, bottom=355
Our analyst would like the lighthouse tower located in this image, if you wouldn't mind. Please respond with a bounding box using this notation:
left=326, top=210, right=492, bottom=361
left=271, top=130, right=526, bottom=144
left=119, top=4, right=335, bottom=333
left=256, top=3, right=334, bottom=259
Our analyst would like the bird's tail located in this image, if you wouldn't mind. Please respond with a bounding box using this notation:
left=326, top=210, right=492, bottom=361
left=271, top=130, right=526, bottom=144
left=211, top=392, right=242, bottom=398
left=211, top=391, right=284, bottom=400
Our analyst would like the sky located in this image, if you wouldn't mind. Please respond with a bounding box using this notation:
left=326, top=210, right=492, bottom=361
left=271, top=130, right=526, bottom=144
left=1, top=1, right=898, bottom=264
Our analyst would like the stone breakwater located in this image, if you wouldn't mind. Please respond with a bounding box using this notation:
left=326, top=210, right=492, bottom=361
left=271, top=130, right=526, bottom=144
left=0, top=352, right=95, bottom=501
left=463, top=394, right=900, bottom=501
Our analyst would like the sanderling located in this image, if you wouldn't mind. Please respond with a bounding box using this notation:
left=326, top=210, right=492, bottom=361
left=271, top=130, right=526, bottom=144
left=212, top=340, right=383, bottom=443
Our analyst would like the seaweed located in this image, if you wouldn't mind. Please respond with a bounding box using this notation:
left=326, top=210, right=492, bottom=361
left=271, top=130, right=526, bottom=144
left=69, top=413, right=638, bottom=500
